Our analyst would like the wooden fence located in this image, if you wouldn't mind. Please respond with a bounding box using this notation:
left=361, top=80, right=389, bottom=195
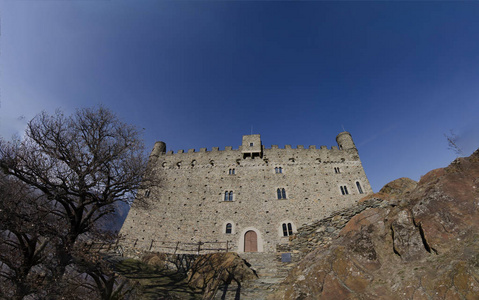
left=85, top=238, right=230, bottom=255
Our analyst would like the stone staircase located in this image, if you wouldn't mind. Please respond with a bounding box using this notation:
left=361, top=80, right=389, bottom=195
left=214, top=252, right=295, bottom=300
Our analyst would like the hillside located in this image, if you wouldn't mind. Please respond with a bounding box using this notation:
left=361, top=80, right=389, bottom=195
left=273, top=149, right=479, bottom=299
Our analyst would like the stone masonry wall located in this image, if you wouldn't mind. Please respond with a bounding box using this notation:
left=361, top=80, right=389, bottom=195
left=276, top=198, right=386, bottom=262
left=120, top=132, right=372, bottom=253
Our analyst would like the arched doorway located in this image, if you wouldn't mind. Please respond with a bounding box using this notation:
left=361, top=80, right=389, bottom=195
left=244, top=230, right=257, bottom=252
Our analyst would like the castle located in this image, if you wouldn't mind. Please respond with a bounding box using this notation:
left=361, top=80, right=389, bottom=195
left=120, top=132, right=372, bottom=253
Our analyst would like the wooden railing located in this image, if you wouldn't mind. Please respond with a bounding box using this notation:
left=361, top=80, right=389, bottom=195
left=85, top=238, right=230, bottom=255
left=122, top=238, right=230, bottom=254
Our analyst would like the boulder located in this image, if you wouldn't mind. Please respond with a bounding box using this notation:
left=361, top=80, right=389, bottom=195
left=187, top=252, right=257, bottom=299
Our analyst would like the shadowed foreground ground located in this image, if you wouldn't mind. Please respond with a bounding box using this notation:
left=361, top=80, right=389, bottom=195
left=115, top=258, right=203, bottom=299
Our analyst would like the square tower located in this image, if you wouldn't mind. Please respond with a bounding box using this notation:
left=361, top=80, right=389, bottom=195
left=241, top=134, right=262, bottom=159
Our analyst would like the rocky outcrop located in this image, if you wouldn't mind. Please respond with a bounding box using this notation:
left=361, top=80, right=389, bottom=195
left=273, top=149, right=479, bottom=299
left=187, top=252, right=257, bottom=299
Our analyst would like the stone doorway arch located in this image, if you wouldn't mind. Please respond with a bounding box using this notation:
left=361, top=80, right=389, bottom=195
left=244, top=230, right=257, bottom=252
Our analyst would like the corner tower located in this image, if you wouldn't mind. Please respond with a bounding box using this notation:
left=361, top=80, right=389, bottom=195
left=336, top=131, right=356, bottom=151
left=150, top=141, right=166, bottom=161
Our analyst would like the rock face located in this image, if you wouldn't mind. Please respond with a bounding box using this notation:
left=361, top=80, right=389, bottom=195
left=187, top=252, right=257, bottom=299
left=274, top=149, right=479, bottom=299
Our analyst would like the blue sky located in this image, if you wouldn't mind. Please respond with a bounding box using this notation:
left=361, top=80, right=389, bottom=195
left=1, top=1, right=478, bottom=192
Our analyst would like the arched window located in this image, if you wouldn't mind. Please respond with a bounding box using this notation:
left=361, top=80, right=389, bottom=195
left=334, top=167, right=340, bottom=174
left=191, top=160, right=196, bottom=167
left=277, top=188, right=282, bottom=199
left=226, top=223, right=232, bottom=234
left=224, top=191, right=229, bottom=201
left=356, top=181, right=363, bottom=194
left=340, top=185, right=349, bottom=195
left=229, top=191, right=233, bottom=201
left=282, top=223, right=294, bottom=236
left=277, top=188, right=287, bottom=199
left=229, top=168, right=235, bottom=175
left=275, top=167, right=278, bottom=173
left=281, top=188, right=287, bottom=199
left=144, top=190, right=150, bottom=197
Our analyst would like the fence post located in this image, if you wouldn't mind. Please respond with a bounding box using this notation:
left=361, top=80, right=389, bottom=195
left=149, top=239, right=154, bottom=251
left=175, top=241, right=180, bottom=254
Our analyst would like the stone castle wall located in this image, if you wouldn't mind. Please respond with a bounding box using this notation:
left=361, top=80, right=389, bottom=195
left=120, top=132, right=372, bottom=253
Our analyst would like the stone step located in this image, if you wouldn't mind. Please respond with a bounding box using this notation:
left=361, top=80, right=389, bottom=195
left=213, top=252, right=294, bottom=299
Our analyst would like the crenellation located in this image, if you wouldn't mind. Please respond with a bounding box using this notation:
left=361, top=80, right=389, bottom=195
left=120, top=132, right=372, bottom=254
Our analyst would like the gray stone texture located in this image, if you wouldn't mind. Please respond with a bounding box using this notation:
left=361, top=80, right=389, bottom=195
left=120, top=132, right=372, bottom=253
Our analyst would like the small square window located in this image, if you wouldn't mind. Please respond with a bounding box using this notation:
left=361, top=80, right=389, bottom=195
left=250, top=143, right=254, bottom=146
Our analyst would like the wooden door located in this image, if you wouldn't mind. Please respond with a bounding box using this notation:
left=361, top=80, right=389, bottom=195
left=244, top=230, right=257, bottom=252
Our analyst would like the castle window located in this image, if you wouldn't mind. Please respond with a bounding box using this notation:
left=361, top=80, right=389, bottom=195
left=340, top=185, right=349, bottom=195
left=226, top=223, right=232, bottom=234
left=334, top=167, right=340, bottom=174
left=144, top=190, right=150, bottom=198
left=282, top=223, right=293, bottom=236
left=191, top=160, right=197, bottom=167
left=277, top=188, right=287, bottom=199
left=356, top=181, right=364, bottom=194
left=225, top=191, right=233, bottom=201
left=275, top=167, right=283, bottom=174
left=250, top=143, right=254, bottom=147
left=229, top=168, right=236, bottom=175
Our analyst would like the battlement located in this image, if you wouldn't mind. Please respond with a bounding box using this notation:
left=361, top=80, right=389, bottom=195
left=159, top=132, right=356, bottom=156
left=165, top=144, right=345, bottom=155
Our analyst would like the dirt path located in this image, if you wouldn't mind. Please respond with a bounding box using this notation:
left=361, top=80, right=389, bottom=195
left=114, top=258, right=203, bottom=299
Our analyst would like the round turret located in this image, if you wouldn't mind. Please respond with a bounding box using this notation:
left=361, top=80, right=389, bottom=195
left=150, top=141, right=166, bottom=159
left=336, top=132, right=356, bottom=150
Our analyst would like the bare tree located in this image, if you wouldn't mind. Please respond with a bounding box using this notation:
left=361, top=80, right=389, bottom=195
left=445, top=130, right=464, bottom=157
left=0, top=106, right=154, bottom=280
left=0, top=174, right=46, bottom=299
